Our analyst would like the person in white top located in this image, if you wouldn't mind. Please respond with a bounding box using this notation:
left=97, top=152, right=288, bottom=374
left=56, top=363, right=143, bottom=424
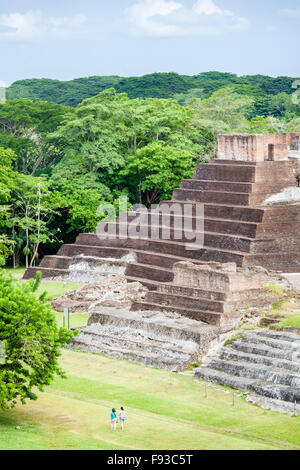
left=119, top=407, right=126, bottom=430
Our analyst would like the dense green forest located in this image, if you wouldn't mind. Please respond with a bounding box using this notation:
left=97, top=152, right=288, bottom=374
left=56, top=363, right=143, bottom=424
left=1, top=72, right=300, bottom=267
left=7, top=71, right=300, bottom=110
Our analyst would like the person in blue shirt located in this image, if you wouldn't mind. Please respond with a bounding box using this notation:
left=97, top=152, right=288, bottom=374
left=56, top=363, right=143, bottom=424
left=119, top=407, right=126, bottom=431
left=111, top=408, right=117, bottom=431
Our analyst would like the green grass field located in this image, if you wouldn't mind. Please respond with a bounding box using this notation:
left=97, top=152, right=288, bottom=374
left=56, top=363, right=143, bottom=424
left=0, top=349, right=299, bottom=450
left=273, top=314, right=300, bottom=329
left=5, top=266, right=83, bottom=300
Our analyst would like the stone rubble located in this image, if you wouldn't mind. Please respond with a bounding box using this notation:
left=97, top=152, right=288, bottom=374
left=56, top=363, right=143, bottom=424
left=51, top=274, right=147, bottom=313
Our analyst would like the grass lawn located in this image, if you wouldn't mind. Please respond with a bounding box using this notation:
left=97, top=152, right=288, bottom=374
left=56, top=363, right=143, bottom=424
left=273, top=313, right=300, bottom=330
left=0, top=349, right=299, bottom=450
left=54, top=312, right=89, bottom=329
left=4, top=267, right=26, bottom=279
left=4, top=267, right=83, bottom=300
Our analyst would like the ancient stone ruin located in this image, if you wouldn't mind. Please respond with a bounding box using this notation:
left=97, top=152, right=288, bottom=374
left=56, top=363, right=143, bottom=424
left=195, top=329, right=300, bottom=407
left=70, top=307, right=219, bottom=372
left=23, top=132, right=300, bottom=406
left=131, top=261, right=275, bottom=326
left=218, top=132, right=300, bottom=162
left=24, top=132, right=300, bottom=286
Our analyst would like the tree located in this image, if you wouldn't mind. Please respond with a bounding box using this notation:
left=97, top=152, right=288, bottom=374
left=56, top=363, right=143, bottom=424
left=0, top=99, right=72, bottom=175
left=0, top=270, right=75, bottom=410
left=122, top=141, right=195, bottom=205
left=191, top=87, right=254, bottom=134
left=249, top=116, right=280, bottom=134
left=0, top=148, right=16, bottom=265
left=49, top=89, right=206, bottom=206
left=174, top=88, right=205, bottom=106
left=8, top=175, right=57, bottom=268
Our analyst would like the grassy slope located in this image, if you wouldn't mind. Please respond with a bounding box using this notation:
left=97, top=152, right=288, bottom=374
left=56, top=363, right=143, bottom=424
left=0, top=350, right=299, bottom=450
left=274, top=315, right=300, bottom=329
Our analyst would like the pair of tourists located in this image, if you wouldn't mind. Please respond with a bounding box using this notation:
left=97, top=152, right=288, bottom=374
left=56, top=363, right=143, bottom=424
left=110, top=407, right=126, bottom=431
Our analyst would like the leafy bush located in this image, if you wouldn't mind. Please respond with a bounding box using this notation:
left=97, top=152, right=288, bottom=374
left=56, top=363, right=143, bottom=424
left=0, top=270, right=76, bottom=410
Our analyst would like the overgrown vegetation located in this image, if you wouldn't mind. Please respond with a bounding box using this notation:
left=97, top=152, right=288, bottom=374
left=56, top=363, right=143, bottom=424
left=224, top=333, right=244, bottom=346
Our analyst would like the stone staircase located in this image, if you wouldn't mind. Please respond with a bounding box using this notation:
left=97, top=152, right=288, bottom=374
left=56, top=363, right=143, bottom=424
left=24, top=159, right=300, bottom=293
left=70, top=308, right=219, bottom=372
left=195, top=329, right=300, bottom=403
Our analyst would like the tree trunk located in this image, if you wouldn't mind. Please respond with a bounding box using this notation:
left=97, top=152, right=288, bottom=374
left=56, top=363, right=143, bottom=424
left=14, top=251, right=20, bottom=268
left=30, top=182, right=41, bottom=268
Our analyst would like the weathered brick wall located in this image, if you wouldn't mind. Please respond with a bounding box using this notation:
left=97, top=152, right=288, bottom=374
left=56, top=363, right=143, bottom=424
left=218, top=133, right=290, bottom=162
left=173, top=261, right=270, bottom=293
left=287, top=132, right=300, bottom=150
left=218, top=134, right=264, bottom=162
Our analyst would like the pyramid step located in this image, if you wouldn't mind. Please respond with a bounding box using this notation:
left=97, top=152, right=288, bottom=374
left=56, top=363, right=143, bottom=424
left=174, top=188, right=278, bottom=206
left=208, top=358, right=300, bottom=388
left=131, top=301, right=221, bottom=325
left=252, top=329, right=300, bottom=344
left=145, top=291, right=225, bottom=313
left=231, top=340, right=300, bottom=362
left=75, top=327, right=195, bottom=358
left=125, top=263, right=174, bottom=283
left=58, top=244, right=131, bottom=259
left=194, top=161, right=296, bottom=183
left=194, top=163, right=256, bottom=182
left=71, top=337, right=189, bottom=371
left=125, top=276, right=161, bottom=291
left=243, top=252, right=300, bottom=273
left=134, top=251, right=203, bottom=269
left=88, top=307, right=217, bottom=345
left=74, top=235, right=248, bottom=262
left=112, top=212, right=259, bottom=238
left=158, top=201, right=264, bottom=222
left=173, top=188, right=250, bottom=206
left=195, top=247, right=245, bottom=265
left=195, top=367, right=300, bottom=403
left=213, top=160, right=257, bottom=166
left=23, top=266, right=69, bottom=279
left=39, top=255, right=73, bottom=270
left=242, top=332, right=300, bottom=353
left=98, top=222, right=253, bottom=252
left=157, top=284, right=226, bottom=301
left=220, top=348, right=300, bottom=374
left=181, top=179, right=253, bottom=193
left=181, top=179, right=291, bottom=195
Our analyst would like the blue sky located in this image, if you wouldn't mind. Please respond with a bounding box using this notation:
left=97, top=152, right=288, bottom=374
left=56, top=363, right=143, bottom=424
left=0, top=0, right=299, bottom=85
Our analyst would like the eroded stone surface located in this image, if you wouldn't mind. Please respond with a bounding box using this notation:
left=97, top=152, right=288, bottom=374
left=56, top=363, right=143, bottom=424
left=195, top=328, right=300, bottom=404
left=70, top=308, right=219, bottom=371
left=51, top=274, right=147, bottom=313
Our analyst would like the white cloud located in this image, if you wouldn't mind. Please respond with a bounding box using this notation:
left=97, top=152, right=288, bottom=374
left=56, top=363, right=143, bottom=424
left=194, top=0, right=223, bottom=15
left=124, top=0, right=182, bottom=37
left=0, top=10, right=88, bottom=41
left=124, top=0, right=249, bottom=37
left=279, top=6, right=300, bottom=18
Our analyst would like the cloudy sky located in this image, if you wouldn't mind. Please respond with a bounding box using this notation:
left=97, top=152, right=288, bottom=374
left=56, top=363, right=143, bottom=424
left=0, top=0, right=299, bottom=85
